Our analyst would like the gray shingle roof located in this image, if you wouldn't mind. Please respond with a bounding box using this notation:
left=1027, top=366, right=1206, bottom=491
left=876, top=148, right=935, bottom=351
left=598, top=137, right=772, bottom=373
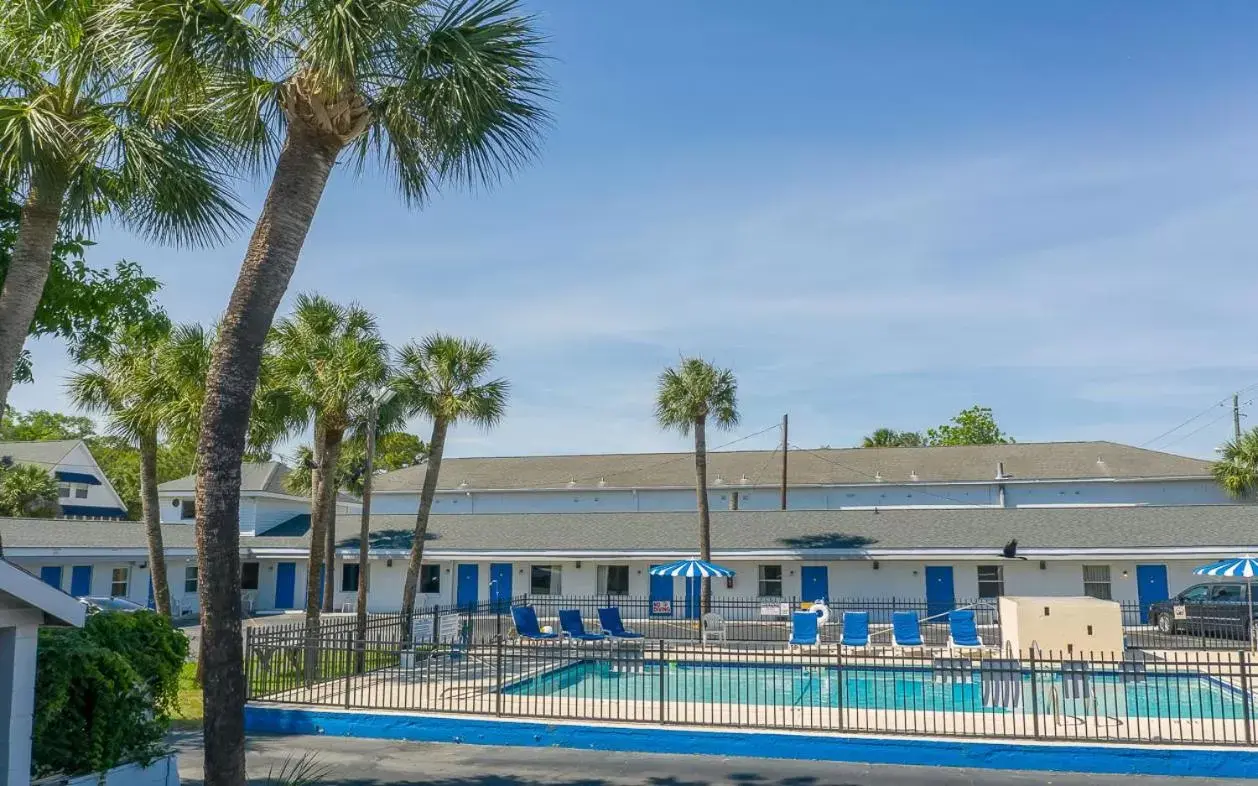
left=371, top=442, right=1212, bottom=492
left=0, top=440, right=79, bottom=467
left=159, top=461, right=292, bottom=495
left=4, top=505, right=1256, bottom=555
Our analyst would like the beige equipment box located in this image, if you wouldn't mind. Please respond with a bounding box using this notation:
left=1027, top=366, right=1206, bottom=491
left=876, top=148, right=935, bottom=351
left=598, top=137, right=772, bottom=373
left=998, top=596, right=1124, bottom=656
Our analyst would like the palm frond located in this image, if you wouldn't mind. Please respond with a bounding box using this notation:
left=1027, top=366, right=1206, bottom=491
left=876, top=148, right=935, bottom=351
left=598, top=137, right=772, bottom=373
left=655, top=357, right=740, bottom=434
left=393, top=333, right=509, bottom=428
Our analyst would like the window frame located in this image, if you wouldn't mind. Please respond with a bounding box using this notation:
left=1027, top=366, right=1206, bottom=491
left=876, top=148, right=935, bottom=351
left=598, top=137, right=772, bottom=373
left=1082, top=565, right=1112, bottom=600
left=1180, top=584, right=1210, bottom=603
left=976, top=565, right=1004, bottom=599
left=110, top=567, right=130, bottom=598
left=73, top=484, right=89, bottom=499
left=180, top=500, right=196, bottom=520
left=184, top=566, right=199, bottom=594
left=597, top=564, right=630, bottom=596
left=240, top=562, right=260, bottom=591
left=758, top=564, right=784, bottom=598
left=419, top=564, right=441, bottom=594
left=58, top=484, right=71, bottom=499
left=530, top=565, right=561, bottom=596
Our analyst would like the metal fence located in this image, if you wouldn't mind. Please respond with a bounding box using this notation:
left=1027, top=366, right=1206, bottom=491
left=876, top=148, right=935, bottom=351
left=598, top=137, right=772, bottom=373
left=248, top=595, right=1258, bottom=651
left=246, top=629, right=1258, bottom=747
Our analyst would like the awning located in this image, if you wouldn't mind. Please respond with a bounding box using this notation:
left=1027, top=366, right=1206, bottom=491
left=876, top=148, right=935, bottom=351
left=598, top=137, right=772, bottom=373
left=59, top=505, right=127, bottom=519
left=55, top=471, right=102, bottom=486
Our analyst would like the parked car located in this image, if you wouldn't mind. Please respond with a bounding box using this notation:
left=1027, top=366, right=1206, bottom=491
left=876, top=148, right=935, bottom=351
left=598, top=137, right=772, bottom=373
left=78, top=596, right=147, bottom=614
left=1148, top=582, right=1255, bottom=638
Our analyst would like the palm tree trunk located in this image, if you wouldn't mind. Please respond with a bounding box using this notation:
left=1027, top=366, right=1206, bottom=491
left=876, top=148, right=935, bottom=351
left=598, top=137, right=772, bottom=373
left=354, top=414, right=378, bottom=673
left=319, top=428, right=344, bottom=613
left=304, top=424, right=326, bottom=680
left=195, top=123, right=341, bottom=786
left=400, top=416, right=449, bottom=642
left=140, top=430, right=171, bottom=617
left=0, top=183, right=66, bottom=413
left=693, top=415, right=712, bottom=614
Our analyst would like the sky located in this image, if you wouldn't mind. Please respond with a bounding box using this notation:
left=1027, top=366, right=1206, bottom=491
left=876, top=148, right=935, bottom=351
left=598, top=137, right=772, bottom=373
left=13, top=1, right=1258, bottom=461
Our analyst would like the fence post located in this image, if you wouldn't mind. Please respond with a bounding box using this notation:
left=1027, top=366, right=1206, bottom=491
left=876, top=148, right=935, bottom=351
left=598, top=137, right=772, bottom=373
left=495, top=634, right=504, bottom=717
left=658, top=639, right=667, bottom=724
left=1242, top=650, right=1253, bottom=745
left=243, top=626, right=252, bottom=701
left=1029, top=649, right=1040, bottom=739
left=835, top=644, right=844, bottom=731
left=343, top=631, right=354, bottom=709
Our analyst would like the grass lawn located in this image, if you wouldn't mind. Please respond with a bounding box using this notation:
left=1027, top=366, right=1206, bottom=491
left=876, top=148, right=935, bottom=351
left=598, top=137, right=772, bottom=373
left=173, top=661, right=203, bottom=731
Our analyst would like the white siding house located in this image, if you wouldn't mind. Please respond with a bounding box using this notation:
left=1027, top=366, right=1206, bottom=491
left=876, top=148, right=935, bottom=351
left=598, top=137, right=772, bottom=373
left=0, top=440, right=128, bottom=519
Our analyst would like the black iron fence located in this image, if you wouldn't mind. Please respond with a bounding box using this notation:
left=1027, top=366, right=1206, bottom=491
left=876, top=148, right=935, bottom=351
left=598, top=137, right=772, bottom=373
left=247, top=595, right=1254, bottom=651
left=246, top=629, right=1258, bottom=747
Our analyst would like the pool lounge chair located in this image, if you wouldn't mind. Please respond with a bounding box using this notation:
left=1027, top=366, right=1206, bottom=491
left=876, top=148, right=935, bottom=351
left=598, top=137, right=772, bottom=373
left=559, top=609, right=606, bottom=641
left=511, top=606, right=561, bottom=641
left=840, top=611, right=870, bottom=649
left=598, top=607, right=644, bottom=639
left=892, top=611, right=924, bottom=647
left=947, top=609, right=983, bottom=649
left=789, top=611, right=819, bottom=648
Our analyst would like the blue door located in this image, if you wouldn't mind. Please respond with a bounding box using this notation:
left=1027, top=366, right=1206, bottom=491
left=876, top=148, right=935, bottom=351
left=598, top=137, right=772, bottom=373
left=684, top=576, right=702, bottom=619
left=39, top=566, right=62, bottom=590
left=69, top=566, right=92, bottom=597
left=489, top=563, right=512, bottom=611
left=274, top=562, right=297, bottom=609
left=649, top=566, right=674, bottom=617
left=1137, top=564, right=1170, bottom=624
left=457, top=564, right=479, bottom=609
left=801, top=566, right=829, bottom=603
left=925, top=566, right=955, bottom=619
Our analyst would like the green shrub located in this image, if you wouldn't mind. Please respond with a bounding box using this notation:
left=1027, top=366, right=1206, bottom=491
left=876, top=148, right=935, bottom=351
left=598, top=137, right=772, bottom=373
left=32, top=611, right=188, bottom=778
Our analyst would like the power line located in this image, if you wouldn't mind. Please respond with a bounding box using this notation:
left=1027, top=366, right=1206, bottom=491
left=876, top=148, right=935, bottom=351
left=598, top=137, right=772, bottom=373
left=1142, top=381, right=1258, bottom=449
left=1157, top=410, right=1235, bottom=451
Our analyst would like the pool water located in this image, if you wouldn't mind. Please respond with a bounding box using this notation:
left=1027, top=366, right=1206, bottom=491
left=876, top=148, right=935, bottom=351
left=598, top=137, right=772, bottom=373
left=505, top=661, right=1246, bottom=719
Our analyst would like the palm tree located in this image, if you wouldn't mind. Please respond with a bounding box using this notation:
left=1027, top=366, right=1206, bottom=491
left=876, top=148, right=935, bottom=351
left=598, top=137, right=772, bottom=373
left=67, top=327, right=174, bottom=616
left=271, top=295, right=389, bottom=618
left=0, top=462, right=59, bottom=517
left=655, top=358, right=739, bottom=614
left=1214, top=429, right=1258, bottom=499
left=395, top=335, right=508, bottom=635
left=0, top=0, right=242, bottom=415
left=860, top=428, right=925, bottom=448
left=100, top=5, right=547, bottom=777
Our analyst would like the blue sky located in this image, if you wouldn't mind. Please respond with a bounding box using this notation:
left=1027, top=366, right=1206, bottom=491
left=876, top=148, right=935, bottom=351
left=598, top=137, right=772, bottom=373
left=14, top=1, right=1258, bottom=460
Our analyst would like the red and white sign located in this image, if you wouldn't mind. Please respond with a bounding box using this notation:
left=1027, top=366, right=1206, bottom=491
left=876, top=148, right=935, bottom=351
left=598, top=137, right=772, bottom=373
left=651, top=600, right=673, bottom=616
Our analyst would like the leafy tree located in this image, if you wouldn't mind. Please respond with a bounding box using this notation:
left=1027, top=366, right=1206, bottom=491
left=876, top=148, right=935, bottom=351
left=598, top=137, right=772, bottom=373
left=0, top=2, right=242, bottom=415
left=1213, top=429, right=1258, bottom=499
left=655, top=358, right=739, bottom=614
left=1, top=193, right=169, bottom=382
left=271, top=294, right=389, bottom=616
left=925, top=406, right=1013, bottom=446
left=68, top=328, right=177, bottom=615
left=86, top=436, right=194, bottom=519
left=860, top=428, right=925, bottom=448
left=0, top=408, right=96, bottom=441
left=105, top=1, right=549, bottom=774
left=0, top=461, right=58, bottom=516
left=284, top=432, right=427, bottom=497
left=395, top=335, right=508, bottom=636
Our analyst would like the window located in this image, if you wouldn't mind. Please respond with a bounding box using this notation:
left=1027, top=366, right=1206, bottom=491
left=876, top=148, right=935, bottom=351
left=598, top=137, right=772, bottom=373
left=597, top=565, right=630, bottom=596
left=58, top=484, right=71, bottom=499
left=74, top=485, right=88, bottom=499
left=240, top=562, right=260, bottom=590
left=758, top=565, right=783, bottom=597
left=977, top=565, right=1004, bottom=598
left=341, top=563, right=360, bottom=593
left=1213, top=584, right=1244, bottom=602
left=180, top=500, right=195, bottom=520
left=420, top=564, right=441, bottom=594
left=1180, top=584, right=1210, bottom=603
left=531, top=565, right=562, bottom=595
left=184, top=566, right=199, bottom=594
left=110, top=567, right=130, bottom=598
left=1082, top=565, right=1112, bottom=600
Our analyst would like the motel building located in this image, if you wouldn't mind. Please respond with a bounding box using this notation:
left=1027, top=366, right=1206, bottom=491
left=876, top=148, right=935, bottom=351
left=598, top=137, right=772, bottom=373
left=0, top=440, right=1254, bottom=622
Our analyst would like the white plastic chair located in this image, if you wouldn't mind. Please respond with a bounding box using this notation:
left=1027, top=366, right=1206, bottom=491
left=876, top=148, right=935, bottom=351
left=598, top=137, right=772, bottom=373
left=240, top=590, right=257, bottom=615
left=701, top=613, right=727, bottom=644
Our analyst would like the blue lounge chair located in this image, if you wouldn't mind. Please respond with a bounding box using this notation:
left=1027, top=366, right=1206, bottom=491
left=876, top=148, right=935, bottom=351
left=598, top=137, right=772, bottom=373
left=597, top=607, right=644, bottom=639
left=840, top=611, right=870, bottom=648
left=892, top=611, right=924, bottom=647
left=511, top=606, right=560, bottom=641
left=789, top=611, right=819, bottom=647
left=559, top=609, right=606, bottom=641
left=948, top=609, right=983, bottom=649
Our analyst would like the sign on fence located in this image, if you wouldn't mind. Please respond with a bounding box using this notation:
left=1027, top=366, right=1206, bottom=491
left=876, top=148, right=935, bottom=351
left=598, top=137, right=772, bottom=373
left=651, top=600, right=672, bottom=616
left=759, top=603, right=790, bottom=618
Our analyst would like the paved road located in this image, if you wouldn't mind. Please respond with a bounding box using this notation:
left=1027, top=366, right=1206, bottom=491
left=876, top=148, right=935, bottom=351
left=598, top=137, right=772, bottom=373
left=173, top=733, right=1250, bottom=786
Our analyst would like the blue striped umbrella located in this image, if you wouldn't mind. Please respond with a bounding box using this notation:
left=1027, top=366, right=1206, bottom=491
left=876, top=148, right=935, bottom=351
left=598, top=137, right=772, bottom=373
left=1194, top=557, right=1257, bottom=649
left=648, top=560, right=735, bottom=578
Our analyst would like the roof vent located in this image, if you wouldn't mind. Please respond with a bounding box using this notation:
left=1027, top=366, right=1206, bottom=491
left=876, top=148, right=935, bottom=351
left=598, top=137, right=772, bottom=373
left=874, top=471, right=883, bottom=483
left=567, top=477, right=577, bottom=488
left=739, top=473, right=751, bottom=485
left=713, top=474, right=724, bottom=485
left=995, top=461, right=1013, bottom=480
left=458, top=480, right=468, bottom=489
left=597, top=477, right=606, bottom=488
left=909, top=470, right=919, bottom=482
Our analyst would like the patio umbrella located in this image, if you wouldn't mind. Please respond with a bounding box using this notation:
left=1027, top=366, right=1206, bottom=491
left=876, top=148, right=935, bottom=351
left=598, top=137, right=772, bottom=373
left=1194, top=557, right=1258, bottom=648
left=648, top=559, right=735, bottom=578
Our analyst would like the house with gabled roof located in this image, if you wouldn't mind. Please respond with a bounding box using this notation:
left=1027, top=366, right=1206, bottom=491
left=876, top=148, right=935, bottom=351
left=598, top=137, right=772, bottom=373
left=0, top=440, right=128, bottom=519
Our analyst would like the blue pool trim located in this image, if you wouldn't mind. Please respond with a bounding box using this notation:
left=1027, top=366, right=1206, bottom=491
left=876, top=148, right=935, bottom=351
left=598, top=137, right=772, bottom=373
left=245, top=705, right=1258, bottom=779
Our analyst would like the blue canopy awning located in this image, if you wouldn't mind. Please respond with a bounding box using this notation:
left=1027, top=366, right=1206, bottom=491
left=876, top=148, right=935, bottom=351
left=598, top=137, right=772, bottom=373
left=648, top=559, right=735, bottom=578
left=58, top=505, right=127, bottom=519
left=55, top=471, right=102, bottom=486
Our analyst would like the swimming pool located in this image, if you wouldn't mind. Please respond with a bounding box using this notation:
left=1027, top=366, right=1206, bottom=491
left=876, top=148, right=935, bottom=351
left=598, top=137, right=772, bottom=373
left=504, top=661, right=1247, bottom=719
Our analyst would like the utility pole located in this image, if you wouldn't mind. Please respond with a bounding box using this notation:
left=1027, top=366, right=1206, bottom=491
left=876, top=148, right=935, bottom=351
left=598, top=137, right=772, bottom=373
left=780, top=413, right=789, bottom=510
left=1236, top=394, right=1244, bottom=440
left=355, top=387, right=394, bottom=669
